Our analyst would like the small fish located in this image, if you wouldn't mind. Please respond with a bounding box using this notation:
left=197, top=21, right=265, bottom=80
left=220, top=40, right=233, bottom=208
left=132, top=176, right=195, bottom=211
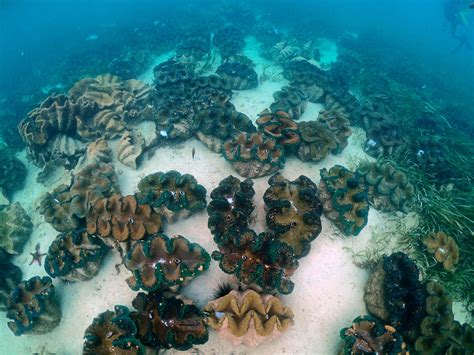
left=86, top=34, right=98, bottom=41
left=192, top=147, right=196, bottom=160
left=159, top=130, right=168, bottom=138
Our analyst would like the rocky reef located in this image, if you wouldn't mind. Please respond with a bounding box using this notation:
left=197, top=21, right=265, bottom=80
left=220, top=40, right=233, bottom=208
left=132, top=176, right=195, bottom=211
left=86, top=194, right=163, bottom=242
left=338, top=315, right=406, bottom=355
left=319, top=165, right=369, bottom=236
left=135, top=170, right=207, bottom=223
left=204, top=289, right=294, bottom=347
left=83, top=305, right=144, bottom=354
left=0, top=202, right=33, bottom=255
left=357, top=161, right=415, bottom=213
left=263, top=173, right=323, bottom=258
left=364, top=252, right=425, bottom=333
left=6, top=276, right=61, bottom=336
left=124, top=233, right=210, bottom=292
left=44, top=230, right=110, bottom=282
left=222, top=132, right=285, bottom=178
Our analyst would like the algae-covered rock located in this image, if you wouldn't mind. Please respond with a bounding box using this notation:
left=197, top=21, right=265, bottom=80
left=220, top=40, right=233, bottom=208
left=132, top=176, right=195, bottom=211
left=124, top=233, right=210, bottom=292
left=204, top=289, right=294, bottom=347
left=319, top=165, right=369, bottom=236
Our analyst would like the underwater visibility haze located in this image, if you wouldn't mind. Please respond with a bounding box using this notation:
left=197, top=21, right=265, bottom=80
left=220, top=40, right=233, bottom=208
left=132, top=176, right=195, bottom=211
left=0, top=0, right=473, bottom=354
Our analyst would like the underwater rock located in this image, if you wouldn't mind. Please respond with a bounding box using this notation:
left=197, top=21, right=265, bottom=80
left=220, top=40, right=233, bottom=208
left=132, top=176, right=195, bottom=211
left=269, top=86, right=308, bottom=120
left=222, top=132, right=285, bottom=178
left=0, top=202, right=33, bottom=255
left=263, top=173, right=323, bottom=258
left=364, top=252, right=425, bottom=333
left=0, top=144, right=27, bottom=203
left=364, top=121, right=403, bottom=157
left=256, top=109, right=301, bottom=149
left=212, top=229, right=299, bottom=294
left=44, top=230, right=110, bottom=282
left=135, top=170, right=207, bottom=223
left=319, top=165, right=369, bottom=236
left=116, top=130, right=145, bottom=169
left=124, top=233, right=210, bottom=292
left=213, top=26, right=245, bottom=59
left=6, top=276, right=61, bottom=336
left=83, top=305, right=144, bottom=355
left=297, top=121, right=338, bottom=162
left=0, top=261, right=22, bottom=312
left=207, top=175, right=255, bottom=243
left=204, top=289, right=294, bottom=347
left=357, top=161, right=415, bottom=213
left=130, top=291, right=209, bottom=350
left=86, top=194, right=163, bottom=242
left=422, top=232, right=459, bottom=272
left=39, top=162, right=119, bottom=232
left=216, top=61, right=258, bottom=90
left=192, top=103, right=255, bottom=153
left=338, top=315, right=406, bottom=355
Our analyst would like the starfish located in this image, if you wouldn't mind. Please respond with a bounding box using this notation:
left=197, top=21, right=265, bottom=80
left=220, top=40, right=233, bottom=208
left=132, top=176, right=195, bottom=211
left=29, top=243, right=47, bottom=266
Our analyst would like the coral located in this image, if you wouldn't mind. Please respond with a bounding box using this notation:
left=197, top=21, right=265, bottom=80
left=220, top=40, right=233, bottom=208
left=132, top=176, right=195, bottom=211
left=256, top=110, right=301, bottom=149
left=357, top=161, right=415, bottom=213
left=212, top=229, right=299, bottom=294
left=135, top=170, right=207, bottom=223
left=0, top=261, right=22, bottom=312
left=297, top=121, right=338, bottom=162
left=269, top=86, right=308, bottom=120
left=318, top=108, right=352, bottom=153
left=0, top=144, right=27, bottom=202
left=204, top=289, right=294, bottom=347
left=116, top=130, right=145, bottom=169
left=6, top=276, right=61, bottom=335
left=83, top=305, right=144, bottom=355
left=364, top=121, right=403, bottom=157
left=77, top=138, right=112, bottom=167
left=39, top=163, right=119, bottom=232
left=216, top=61, right=258, bottom=90
left=263, top=173, right=323, bottom=258
left=222, top=132, right=285, bottom=178
left=86, top=194, right=163, bottom=242
left=192, top=102, right=255, bottom=153
left=339, top=315, right=405, bottom=355
left=422, top=232, right=459, bottom=272
left=207, top=176, right=255, bottom=243
left=213, top=26, right=245, bottom=59
left=130, top=291, right=208, bottom=350
left=0, top=202, right=33, bottom=255
left=124, top=233, right=210, bottom=292
left=364, top=252, right=425, bottom=333
left=44, top=230, right=110, bottom=282
left=319, top=165, right=369, bottom=236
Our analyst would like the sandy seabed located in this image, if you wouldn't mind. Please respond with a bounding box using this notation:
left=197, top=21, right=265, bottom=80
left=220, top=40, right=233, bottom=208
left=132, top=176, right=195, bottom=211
left=1, top=37, right=417, bottom=354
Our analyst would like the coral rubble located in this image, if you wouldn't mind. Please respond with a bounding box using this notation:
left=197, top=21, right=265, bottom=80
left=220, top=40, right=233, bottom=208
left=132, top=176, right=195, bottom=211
left=319, top=165, right=369, bottom=236
left=124, top=233, right=210, bottom=292
left=6, top=276, right=61, bottom=335
left=204, top=289, right=294, bottom=347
